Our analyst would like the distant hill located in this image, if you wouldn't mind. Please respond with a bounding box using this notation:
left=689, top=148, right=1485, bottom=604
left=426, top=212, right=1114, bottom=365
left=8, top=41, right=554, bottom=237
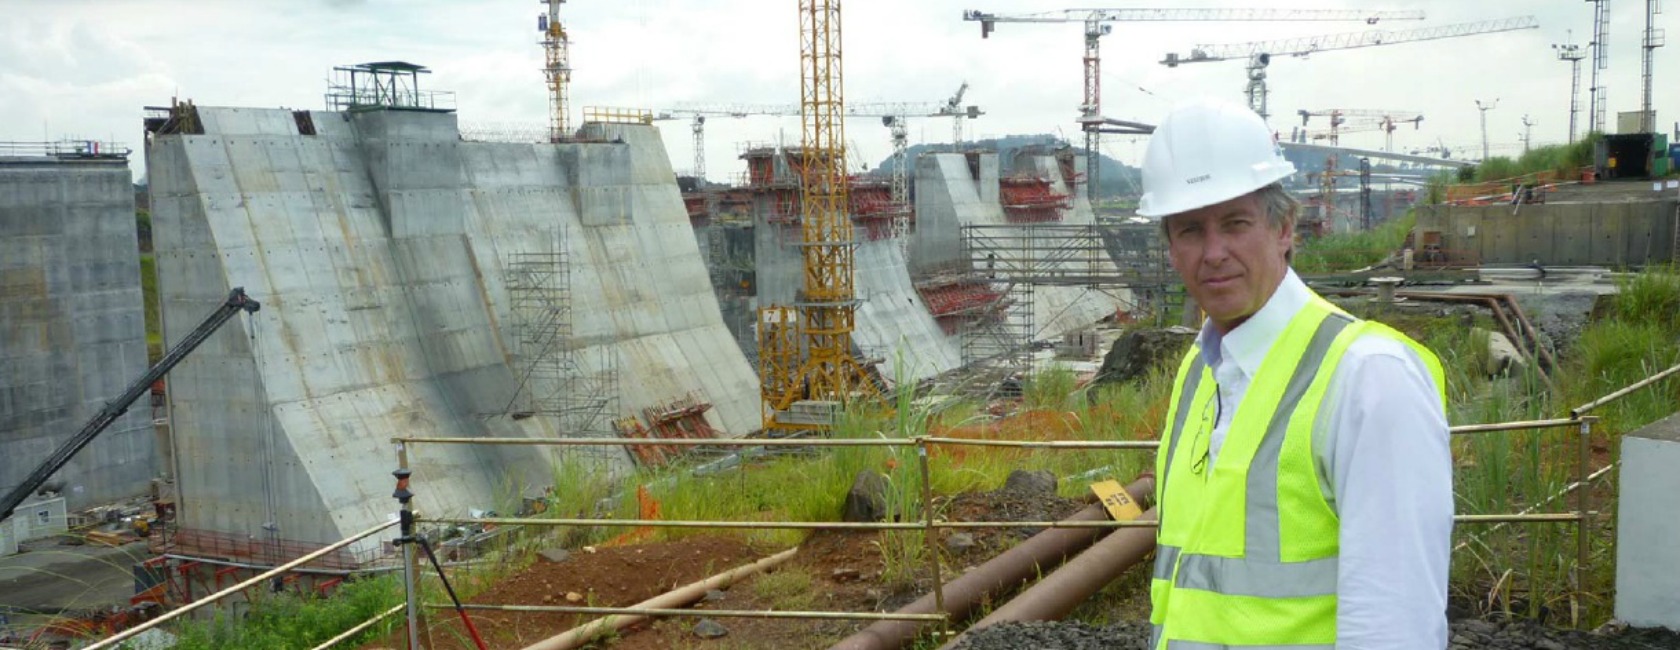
left=870, top=133, right=1142, bottom=198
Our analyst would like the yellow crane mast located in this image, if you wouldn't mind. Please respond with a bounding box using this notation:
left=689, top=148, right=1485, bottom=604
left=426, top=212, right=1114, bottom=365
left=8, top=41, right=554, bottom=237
left=760, top=0, right=876, bottom=432
left=540, top=0, right=572, bottom=142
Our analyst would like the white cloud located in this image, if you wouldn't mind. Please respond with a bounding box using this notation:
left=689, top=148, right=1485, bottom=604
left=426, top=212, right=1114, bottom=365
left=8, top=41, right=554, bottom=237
left=2, top=0, right=1674, bottom=180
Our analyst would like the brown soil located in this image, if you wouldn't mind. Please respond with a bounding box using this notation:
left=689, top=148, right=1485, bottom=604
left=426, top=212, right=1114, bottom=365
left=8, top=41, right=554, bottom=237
left=366, top=481, right=1093, bottom=650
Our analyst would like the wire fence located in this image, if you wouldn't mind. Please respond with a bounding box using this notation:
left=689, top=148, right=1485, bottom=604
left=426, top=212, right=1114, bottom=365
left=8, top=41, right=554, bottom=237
left=92, top=361, right=1680, bottom=649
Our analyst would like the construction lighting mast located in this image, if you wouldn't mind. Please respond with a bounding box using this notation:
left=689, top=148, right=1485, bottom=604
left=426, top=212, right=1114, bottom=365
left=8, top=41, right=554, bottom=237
left=1476, top=98, right=1500, bottom=161
left=539, top=0, right=572, bottom=142
left=1554, top=36, right=1587, bottom=143
left=1587, top=0, right=1610, bottom=134
left=962, top=8, right=1425, bottom=202
left=1642, top=0, right=1666, bottom=133
left=1162, top=17, right=1539, bottom=122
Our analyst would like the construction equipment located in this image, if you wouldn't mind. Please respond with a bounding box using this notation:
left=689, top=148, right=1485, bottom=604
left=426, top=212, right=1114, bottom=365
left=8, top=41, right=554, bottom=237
left=756, top=0, right=875, bottom=432
left=962, top=8, right=1424, bottom=202
left=652, top=105, right=789, bottom=181
left=1296, top=109, right=1422, bottom=150
left=538, top=0, right=572, bottom=142
left=0, top=289, right=261, bottom=524
left=1161, top=16, right=1540, bottom=121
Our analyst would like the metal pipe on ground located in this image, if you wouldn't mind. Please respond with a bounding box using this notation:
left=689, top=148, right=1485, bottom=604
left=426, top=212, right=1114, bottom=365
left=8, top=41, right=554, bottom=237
left=1317, top=288, right=1560, bottom=393
left=829, top=477, right=1154, bottom=650
left=937, top=508, right=1160, bottom=650
left=518, top=546, right=799, bottom=650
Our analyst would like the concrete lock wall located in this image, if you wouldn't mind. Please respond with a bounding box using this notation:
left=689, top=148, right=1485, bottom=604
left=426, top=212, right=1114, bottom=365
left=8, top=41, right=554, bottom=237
left=149, top=107, right=759, bottom=549
left=0, top=157, right=155, bottom=514
left=1416, top=200, right=1679, bottom=267
left=913, top=151, right=1127, bottom=339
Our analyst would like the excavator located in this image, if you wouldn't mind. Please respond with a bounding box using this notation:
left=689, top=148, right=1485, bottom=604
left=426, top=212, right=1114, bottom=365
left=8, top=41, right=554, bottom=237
left=0, top=288, right=260, bottom=524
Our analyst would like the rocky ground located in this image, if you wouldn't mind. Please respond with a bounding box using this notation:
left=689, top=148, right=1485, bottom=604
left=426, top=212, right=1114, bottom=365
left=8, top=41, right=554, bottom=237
left=952, top=618, right=1680, bottom=650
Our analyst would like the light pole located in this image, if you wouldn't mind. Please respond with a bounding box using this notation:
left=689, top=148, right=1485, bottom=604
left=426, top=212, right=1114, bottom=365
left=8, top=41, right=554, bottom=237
left=1476, top=98, right=1499, bottom=161
left=1521, top=114, right=1535, bottom=153
left=1554, top=35, right=1586, bottom=143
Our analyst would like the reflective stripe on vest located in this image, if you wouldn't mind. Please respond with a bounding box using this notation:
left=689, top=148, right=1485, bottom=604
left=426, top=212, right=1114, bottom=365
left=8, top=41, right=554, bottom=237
left=1152, top=309, right=1353, bottom=648
left=1151, top=624, right=1334, bottom=650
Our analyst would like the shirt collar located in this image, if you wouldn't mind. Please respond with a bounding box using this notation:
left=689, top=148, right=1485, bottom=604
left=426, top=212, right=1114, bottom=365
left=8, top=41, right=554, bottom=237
left=1196, top=268, right=1311, bottom=379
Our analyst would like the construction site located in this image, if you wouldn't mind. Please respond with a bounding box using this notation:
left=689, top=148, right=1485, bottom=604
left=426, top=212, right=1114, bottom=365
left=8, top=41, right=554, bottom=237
left=2, top=1, right=1680, bottom=649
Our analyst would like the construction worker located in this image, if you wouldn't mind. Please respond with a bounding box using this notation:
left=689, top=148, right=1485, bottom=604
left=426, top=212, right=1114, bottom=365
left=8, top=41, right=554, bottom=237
left=1137, top=99, right=1452, bottom=649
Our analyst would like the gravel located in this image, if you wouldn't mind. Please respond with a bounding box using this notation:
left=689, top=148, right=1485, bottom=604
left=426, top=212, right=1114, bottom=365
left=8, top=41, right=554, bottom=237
left=951, top=618, right=1680, bottom=650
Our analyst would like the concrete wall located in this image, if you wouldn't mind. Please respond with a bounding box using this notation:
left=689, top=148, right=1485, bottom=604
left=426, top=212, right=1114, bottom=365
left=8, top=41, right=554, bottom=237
left=0, top=157, right=154, bottom=513
left=912, top=152, right=1127, bottom=340
left=1616, top=412, right=1680, bottom=631
left=1416, top=200, right=1678, bottom=267
left=754, top=196, right=963, bottom=384
left=149, top=107, right=759, bottom=550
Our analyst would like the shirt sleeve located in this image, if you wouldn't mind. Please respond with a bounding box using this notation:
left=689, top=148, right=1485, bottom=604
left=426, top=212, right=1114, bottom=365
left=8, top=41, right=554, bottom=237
left=1315, top=338, right=1454, bottom=649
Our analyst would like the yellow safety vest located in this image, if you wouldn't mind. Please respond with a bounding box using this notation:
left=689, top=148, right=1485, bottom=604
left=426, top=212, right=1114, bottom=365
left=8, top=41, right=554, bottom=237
left=1149, top=297, right=1445, bottom=649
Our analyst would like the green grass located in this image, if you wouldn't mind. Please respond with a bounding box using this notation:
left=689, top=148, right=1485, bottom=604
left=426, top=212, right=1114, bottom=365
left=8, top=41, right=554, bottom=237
left=140, top=252, right=162, bottom=365
left=1292, top=211, right=1416, bottom=274
left=150, top=574, right=404, bottom=650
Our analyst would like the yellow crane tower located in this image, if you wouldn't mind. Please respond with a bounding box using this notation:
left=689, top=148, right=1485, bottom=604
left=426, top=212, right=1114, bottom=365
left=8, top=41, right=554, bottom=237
left=759, top=0, right=876, bottom=432
left=539, top=0, right=572, bottom=142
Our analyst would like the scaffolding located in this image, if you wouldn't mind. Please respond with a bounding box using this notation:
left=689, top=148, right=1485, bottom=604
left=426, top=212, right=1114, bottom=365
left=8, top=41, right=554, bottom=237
left=323, top=62, right=455, bottom=113
left=959, top=223, right=1173, bottom=367
left=504, top=246, right=620, bottom=460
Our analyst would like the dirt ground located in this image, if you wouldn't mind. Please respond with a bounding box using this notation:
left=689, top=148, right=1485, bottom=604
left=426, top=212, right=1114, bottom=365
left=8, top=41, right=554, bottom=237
left=368, top=480, right=1090, bottom=650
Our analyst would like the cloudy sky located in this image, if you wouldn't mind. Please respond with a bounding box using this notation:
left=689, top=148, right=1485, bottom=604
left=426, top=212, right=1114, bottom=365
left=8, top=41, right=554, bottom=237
left=3, top=0, right=1674, bottom=182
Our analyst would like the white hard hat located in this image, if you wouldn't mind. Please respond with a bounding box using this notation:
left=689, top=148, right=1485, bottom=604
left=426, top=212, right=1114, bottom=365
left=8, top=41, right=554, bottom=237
left=1136, top=98, right=1296, bottom=218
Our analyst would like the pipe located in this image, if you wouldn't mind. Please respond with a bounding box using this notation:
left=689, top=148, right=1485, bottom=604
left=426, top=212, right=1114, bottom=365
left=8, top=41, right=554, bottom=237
left=938, top=509, right=1160, bottom=650
left=829, top=477, right=1154, bottom=650
left=1498, top=295, right=1559, bottom=373
left=519, top=546, right=798, bottom=650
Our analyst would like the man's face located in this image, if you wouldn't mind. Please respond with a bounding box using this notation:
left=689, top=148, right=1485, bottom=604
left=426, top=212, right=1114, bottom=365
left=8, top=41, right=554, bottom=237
left=1164, top=192, right=1293, bottom=332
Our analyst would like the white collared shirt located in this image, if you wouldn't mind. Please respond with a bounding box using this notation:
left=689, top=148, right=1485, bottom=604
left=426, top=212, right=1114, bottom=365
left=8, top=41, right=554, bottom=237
left=1195, top=269, right=1454, bottom=649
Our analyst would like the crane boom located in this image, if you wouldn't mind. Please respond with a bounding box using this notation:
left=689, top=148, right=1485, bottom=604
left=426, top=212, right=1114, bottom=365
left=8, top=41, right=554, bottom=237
left=964, top=8, right=1425, bottom=33
left=962, top=7, right=1424, bottom=201
left=0, top=288, right=261, bottom=524
left=1163, top=16, right=1539, bottom=64
left=1161, top=16, right=1538, bottom=120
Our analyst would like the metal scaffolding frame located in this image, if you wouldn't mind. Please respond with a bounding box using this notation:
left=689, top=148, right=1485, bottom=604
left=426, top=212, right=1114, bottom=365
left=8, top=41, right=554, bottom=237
left=504, top=245, right=620, bottom=457
left=959, top=223, right=1173, bottom=368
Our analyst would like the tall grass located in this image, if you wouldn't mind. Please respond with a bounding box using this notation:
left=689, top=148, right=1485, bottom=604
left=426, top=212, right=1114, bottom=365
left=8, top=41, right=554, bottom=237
left=1292, top=211, right=1416, bottom=273
left=157, top=575, right=404, bottom=650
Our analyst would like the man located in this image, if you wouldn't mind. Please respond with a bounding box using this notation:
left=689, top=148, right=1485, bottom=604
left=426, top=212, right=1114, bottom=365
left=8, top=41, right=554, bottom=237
left=1139, top=99, right=1453, bottom=649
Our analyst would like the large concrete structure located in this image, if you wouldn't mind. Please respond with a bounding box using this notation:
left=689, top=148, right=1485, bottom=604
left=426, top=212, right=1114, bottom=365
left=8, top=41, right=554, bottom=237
left=0, top=149, right=155, bottom=516
left=912, top=151, right=1127, bottom=344
left=146, top=105, right=759, bottom=556
left=1415, top=191, right=1679, bottom=268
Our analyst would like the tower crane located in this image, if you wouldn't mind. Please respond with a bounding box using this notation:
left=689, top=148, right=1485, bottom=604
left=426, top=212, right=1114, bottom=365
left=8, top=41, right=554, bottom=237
left=1297, top=109, right=1423, bottom=150
left=1161, top=17, right=1540, bottom=121
left=652, top=104, right=790, bottom=182
left=961, top=7, right=1425, bottom=202
left=651, top=98, right=978, bottom=201
left=757, top=0, right=876, bottom=432
left=538, top=0, right=572, bottom=142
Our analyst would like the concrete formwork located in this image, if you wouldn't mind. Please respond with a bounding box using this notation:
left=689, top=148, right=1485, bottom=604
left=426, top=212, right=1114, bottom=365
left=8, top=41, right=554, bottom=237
left=912, top=152, right=1128, bottom=340
left=0, top=156, right=154, bottom=514
left=148, top=106, right=759, bottom=551
left=1416, top=199, right=1679, bottom=267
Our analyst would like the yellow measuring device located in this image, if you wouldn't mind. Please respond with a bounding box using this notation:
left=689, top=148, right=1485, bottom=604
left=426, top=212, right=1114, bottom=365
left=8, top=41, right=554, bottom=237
left=1089, top=480, right=1143, bottom=521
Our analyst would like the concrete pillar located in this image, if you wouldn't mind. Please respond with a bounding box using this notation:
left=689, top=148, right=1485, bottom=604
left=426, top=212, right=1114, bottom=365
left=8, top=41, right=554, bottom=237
left=1615, top=412, right=1680, bottom=631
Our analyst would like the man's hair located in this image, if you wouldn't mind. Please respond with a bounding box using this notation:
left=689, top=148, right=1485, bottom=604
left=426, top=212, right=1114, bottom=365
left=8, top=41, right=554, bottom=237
left=1158, top=183, right=1298, bottom=236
